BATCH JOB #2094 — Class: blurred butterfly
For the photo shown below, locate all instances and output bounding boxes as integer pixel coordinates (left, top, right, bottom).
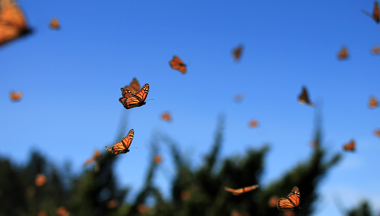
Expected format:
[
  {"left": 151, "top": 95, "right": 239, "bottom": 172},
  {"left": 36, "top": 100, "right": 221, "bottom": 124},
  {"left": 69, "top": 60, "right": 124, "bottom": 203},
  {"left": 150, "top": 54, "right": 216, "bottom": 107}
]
[
  {"left": 37, "top": 211, "right": 47, "bottom": 216},
  {"left": 362, "top": 1, "right": 379, "bottom": 23},
  {"left": 368, "top": 96, "right": 378, "bottom": 108},
  {"left": 343, "top": 139, "right": 355, "bottom": 151},
  {"left": 137, "top": 204, "right": 147, "bottom": 214},
  {"left": 232, "top": 45, "right": 243, "bottom": 61},
  {"left": 161, "top": 112, "right": 172, "bottom": 122},
  {"left": 298, "top": 86, "right": 314, "bottom": 106},
  {"left": 371, "top": 46, "right": 380, "bottom": 55},
  {"left": 0, "top": 0, "right": 32, "bottom": 46},
  {"left": 105, "top": 129, "right": 134, "bottom": 154},
  {"left": 119, "top": 83, "right": 149, "bottom": 109},
  {"left": 224, "top": 184, "right": 259, "bottom": 195},
  {"left": 337, "top": 46, "right": 349, "bottom": 60},
  {"left": 248, "top": 119, "right": 258, "bottom": 128},
  {"left": 120, "top": 78, "right": 140, "bottom": 97},
  {"left": 277, "top": 186, "right": 301, "bottom": 211},
  {"left": 153, "top": 154, "right": 162, "bottom": 164},
  {"left": 56, "top": 206, "right": 69, "bottom": 216},
  {"left": 83, "top": 149, "right": 101, "bottom": 172},
  {"left": 49, "top": 17, "right": 60, "bottom": 29},
  {"left": 268, "top": 196, "right": 279, "bottom": 208},
  {"left": 169, "top": 56, "right": 187, "bottom": 74},
  {"left": 374, "top": 129, "right": 380, "bottom": 137},
  {"left": 35, "top": 174, "right": 47, "bottom": 186},
  {"left": 10, "top": 90, "right": 22, "bottom": 101},
  {"left": 106, "top": 199, "right": 119, "bottom": 209},
  {"left": 234, "top": 93, "right": 244, "bottom": 103}
]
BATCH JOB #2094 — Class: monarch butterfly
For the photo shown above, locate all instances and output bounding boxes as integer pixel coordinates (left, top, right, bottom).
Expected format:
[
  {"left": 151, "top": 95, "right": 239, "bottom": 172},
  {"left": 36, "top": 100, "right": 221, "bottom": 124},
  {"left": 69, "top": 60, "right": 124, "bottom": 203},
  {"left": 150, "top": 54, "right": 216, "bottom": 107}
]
[
  {"left": 232, "top": 45, "right": 243, "bottom": 61},
  {"left": 56, "top": 206, "right": 69, "bottom": 216},
  {"left": 35, "top": 174, "right": 47, "bottom": 187},
  {"left": 120, "top": 77, "right": 140, "bottom": 98},
  {"left": 169, "top": 56, "right": 187, "bottom": 74},
  {"left": 224, "top": 184, "right": 259, "bottom": 195},
  {"left": 374, "top": 129, "right": 380, "bottom": 137},
  {"left": 343, "top": 139, "right": 355, "bottom": 151},
  {"left": 10, "top": 90, "right": 22, "bottom": 101},
  {"left": 298, "top": 86, "right": 314, "bottom": 107},
  {"left": 277, "top": 186, "right": 301, "bottom": 211},
  {"left": 83, "top": 149, "right": 101, "bottom": 172},
  {"left": 107, "top": 199, "right": 119, "bottom": 209},
  {"left": 337, "top": 46, "right": 349, "bottom": 60},
  {"left": 234, "top": 93, "right": 244, "bottom": 103},
  {"left": 362, "top": 1, "right": 379, "bottom": 23},
  {"left": 371, "top": 46, "right": 380, "bottom": 55},
  {"left": 161, "top": 112, "right": 172, "bottom": 122},
  {"left": 153, "top": 154, "right": 162, "bottom": 164},
  {"left": 105, "top": 129, "right": 134, "bottom": 154},
  {"left": 49, "top": 17, "right": 60, "bottom": 29},
  {"left": 0, "top": 0, "right": 32, "bottom": 46},
  {"left": 248, "top": 119, "right": 258, "bottom": 128},
  {"left": 119, "top": 83, "right": 149, "bottom": 109},
  {"left": 368, "top": 96, "right": 378, "bottom": 108}
]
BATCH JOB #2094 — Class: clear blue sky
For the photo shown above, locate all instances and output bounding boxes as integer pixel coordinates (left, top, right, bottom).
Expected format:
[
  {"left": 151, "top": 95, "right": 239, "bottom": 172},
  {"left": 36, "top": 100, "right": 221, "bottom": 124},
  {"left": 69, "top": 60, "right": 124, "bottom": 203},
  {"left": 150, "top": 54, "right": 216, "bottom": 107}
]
[{"left": 1, "top": 0, "right": 380, "bottom": 215}]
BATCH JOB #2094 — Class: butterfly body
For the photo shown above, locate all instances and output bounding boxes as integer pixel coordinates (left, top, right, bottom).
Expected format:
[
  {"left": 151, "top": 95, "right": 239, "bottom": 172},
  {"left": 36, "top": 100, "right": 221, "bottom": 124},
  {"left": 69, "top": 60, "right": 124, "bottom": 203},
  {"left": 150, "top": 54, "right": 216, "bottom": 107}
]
[
  {"left": 105, "top": 129, "right": 134, "bottom": 154},
  {"left": 119, "top": 83, "right": 149, "bottom": 109},
  {"left": 277, "top": 186, "right": 301, "bottom": 211}
]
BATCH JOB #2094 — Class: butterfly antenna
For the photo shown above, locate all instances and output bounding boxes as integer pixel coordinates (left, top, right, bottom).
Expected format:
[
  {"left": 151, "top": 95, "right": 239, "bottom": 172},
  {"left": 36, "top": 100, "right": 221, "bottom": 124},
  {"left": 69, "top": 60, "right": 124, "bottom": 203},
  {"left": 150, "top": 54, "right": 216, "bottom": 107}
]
[{"left": 146, "top": 98, "right": 154, "bottom": 102}]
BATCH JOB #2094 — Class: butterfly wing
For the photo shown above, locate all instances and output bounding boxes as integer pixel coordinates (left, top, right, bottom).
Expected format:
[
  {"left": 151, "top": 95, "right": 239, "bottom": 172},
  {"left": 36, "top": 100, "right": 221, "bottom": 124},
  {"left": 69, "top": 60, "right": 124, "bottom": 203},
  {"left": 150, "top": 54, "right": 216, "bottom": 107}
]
[
  {"left": 277, "top": 186, "right": 300, "bottom": 211},
  {"left": 169, "top": 56, "right": 187, "bottom": 74},
  {"left": 10, "top": 90, "right": 22, "bottom": 101},
  {"left": 105, "top": 129, "right": 134, "bottom": 154},
  {"left": 0, "top": 0, "right": 31, "bottom": 46}
]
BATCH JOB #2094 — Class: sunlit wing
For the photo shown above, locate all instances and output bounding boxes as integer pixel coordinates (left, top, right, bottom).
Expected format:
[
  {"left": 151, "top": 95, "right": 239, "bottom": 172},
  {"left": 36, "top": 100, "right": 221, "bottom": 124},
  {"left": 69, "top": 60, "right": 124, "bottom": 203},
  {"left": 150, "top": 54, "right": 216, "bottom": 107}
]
[
  {"left": 0, "top": 0, "right": 32, "bottom": 46},
  {"left": 119, "top": 84, "right": 149, "bottom": 109},
  {"left": 277, "top": 186, "right": 300, "bottom": 211},
  {"left": 121, "top": 78, "right": 141, "bottom": 97},
  {"left": 169, "top": 56, "right": 187, "bottom": 74},
  {"left": 225, "top": 184, "right": 259, "bottom": 195}
]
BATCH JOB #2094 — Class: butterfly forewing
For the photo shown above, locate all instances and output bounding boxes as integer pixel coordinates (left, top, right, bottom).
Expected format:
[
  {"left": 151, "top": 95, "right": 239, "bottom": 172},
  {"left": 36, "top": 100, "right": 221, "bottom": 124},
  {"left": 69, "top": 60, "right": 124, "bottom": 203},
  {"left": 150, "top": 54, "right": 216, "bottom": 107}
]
[{"left": 121, "top": 78, "right": 141, "bottom": 97}]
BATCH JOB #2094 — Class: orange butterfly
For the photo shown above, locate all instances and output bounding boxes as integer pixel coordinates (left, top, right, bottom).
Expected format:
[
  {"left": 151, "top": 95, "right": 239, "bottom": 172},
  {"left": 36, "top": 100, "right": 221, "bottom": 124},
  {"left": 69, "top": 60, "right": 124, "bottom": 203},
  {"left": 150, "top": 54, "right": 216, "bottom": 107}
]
[
  {"left": 137, "top": 204, "right": 147, "bottom": 214},
  {"left": 368, "top": 96, "right": 378, "bottom": 108},
  {"left": 121, "top": 77, "right": 140, "bottom": 98},
  {"left": 337, "top": 46, "right": 349, "bottom": 60},
  {"left": 169, "top": 56, "right": 187, "bottom": 74},
  {"left": 10, "top": 90, "right": 22, "bottom": 101},
  {"left": 35, "top": 174, "right": 47, "bottom": 186},
  {"left": 107, "top": 199, "right": 119, "bottom": 209},
  {"left": 105, "top": 129, "right": 134, "bottom": 154},
  {"left": 374, "top": 129, "right": 380, "bottom": 137},
  {"left": 161, "top": 112, "right": 172, "bottom": 122},
  {"left": 153, "top": 154, "right": 162, "bottom": 164},
  {"left": 343, "top": 139, "right": 355, "bottom": 151},
  {"left": 0, "top": 0, "right": 32, "bottom": 46},
  {"left": 232, "top": 45, "right": 243, "bottom": 61},
  {"left": 268, "top": 196, "right": 279, "bottom": 208},
  {"left": 56, "top": 206, "right": 69, "bottom": 216},
  {"left": 224, "top": 184, "right": 259, "bottom": 195},
  {"left": 371, "top": 46, "right": 380, "bottom": 55},
  {"left": 83, "top": 149, "right": 101, "bottom": 172},
  {"left": 119, "top": 83, "right": 149, "bottom": 109},
  {"left": 298, "top": 86, "right": 314, "bottom": 106},
  {"left": 234, "top": 94, "right": 244, "bottom": 103},
  {"left": 277, "top": 186, "right": 301, "bottom": 211},
  {"left": 49, "top": 17, "right": 60, "bottom": 29},
  {"left": 362, "top": 1, "right": 379, "bottom": 23},
  {"left": 248, "top": 119, "right": 258, "bottom": 128}
]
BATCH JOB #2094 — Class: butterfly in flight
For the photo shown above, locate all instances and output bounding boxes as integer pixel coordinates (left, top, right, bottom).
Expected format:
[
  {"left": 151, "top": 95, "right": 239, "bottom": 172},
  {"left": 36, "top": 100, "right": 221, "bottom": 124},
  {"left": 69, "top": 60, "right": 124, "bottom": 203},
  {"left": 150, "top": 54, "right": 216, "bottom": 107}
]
[
  {"left": 169, "top": 56, "right": 187, "bottom": 74},
  {"left": 277, "top": 186, "right": 301, "bottom": 211},
  {"left": 224, "top": 184, "right": 259, "bottom": 195},
  {"left": 105, "top": 129, "right": 134, "bottom": 154},
  {"left": 0, "top": 0, "right": 32, "bottom": 46},
  {"left": 298, "top": 86, "right": 314, "bottom": 107},
  {"left": 232, "top": 45, "right": 243, "bottom": 62},
  {"left": 234, "top": 93, "right": 244, "bottom": 103},
  {"left": 343, "top": 139, "right": 355, "bottom": 151},
  {"left": 161, "top": 112, "right": 172, "bottom": 122},
  {"left": 368, "top": 96, "right": 378, "bottom": 108},
  {"left": 10, "top": 90, "right": 22, "bottom": 101},
  {"left": 49, "top": 17, "right": 60, "bottom": 29},
  {"left": 119, "top": 83, "right": 149, "bottom": 109},
  {"left": 121, "top": 77, "right": 140, "bottom": 98},
  {"left": 337, "top": 46, "right": 349, "bottom": 60},
  {"left": 362, "top": 1, "right": 379, "bottom": 23},
  {"left": 248, "top": 119, "right": 258, "bottom": 128},
  {"left": 374, "top": 129, "right": 380, "bottom": 137},
  {"left": 371, "top": 46, "right": 380, "bottom": 55}
]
